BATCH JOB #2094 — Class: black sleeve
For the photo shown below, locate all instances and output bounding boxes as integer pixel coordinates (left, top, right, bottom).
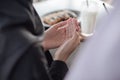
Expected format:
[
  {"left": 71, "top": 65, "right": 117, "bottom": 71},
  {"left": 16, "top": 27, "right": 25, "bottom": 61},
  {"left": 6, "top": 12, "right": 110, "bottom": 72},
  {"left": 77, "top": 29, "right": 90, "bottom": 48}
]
[
  {"left": 44, "top": 51, "right": 53, "bottom": 67},
  {"left": 9, "top": 45, "right": 51, "bottom": 80},
  {"left": 44, "top": 51, "right": 68, "bottom": 80},
  {"left": 9, "top": 44, "right": 68, "bottom": 80},
  {"left": 49, "top": 60, "right": 68, "bottom": 80}
]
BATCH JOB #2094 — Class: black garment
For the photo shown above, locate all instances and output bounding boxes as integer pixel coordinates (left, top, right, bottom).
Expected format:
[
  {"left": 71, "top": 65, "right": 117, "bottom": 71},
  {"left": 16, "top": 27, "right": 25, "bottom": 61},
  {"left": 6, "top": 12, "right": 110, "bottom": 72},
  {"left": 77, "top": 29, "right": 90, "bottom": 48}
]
[
  {"left": 9, "top": 44, "right": 68, "bottom": 80},
  {"left": 0, "top": 0, "right": 68, "bottom": 80}
]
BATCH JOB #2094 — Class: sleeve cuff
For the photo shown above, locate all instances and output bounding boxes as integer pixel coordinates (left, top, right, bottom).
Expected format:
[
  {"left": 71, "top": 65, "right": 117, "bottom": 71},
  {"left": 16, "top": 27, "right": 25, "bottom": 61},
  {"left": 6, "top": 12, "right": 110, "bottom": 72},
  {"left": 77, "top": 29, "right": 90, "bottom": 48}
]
[{"left": 49, "top": 60, "right": 68, "bottom": 80}]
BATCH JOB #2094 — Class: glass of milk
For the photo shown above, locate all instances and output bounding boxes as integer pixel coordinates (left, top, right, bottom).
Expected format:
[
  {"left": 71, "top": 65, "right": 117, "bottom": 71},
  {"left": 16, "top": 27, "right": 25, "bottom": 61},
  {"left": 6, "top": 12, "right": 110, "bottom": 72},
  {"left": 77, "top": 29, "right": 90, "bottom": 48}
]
[{"left": 80, "top": 0, "right": 98, "bottom": 36}]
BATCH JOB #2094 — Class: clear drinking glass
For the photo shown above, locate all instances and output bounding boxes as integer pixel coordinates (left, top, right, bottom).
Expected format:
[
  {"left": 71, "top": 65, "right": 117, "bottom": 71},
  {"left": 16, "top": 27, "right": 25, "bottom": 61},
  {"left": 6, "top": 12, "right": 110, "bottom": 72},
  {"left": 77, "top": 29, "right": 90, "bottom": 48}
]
[{"left": 80, "top": 0, "right": 99, "bottom": 36}]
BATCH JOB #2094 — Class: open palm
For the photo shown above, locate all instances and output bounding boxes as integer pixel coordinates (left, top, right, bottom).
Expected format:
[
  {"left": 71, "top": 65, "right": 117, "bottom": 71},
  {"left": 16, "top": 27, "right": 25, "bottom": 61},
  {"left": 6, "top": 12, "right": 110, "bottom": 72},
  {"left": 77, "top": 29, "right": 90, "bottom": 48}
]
[{"left": 42, "top": 21, "right": 67, "bottom": 50}]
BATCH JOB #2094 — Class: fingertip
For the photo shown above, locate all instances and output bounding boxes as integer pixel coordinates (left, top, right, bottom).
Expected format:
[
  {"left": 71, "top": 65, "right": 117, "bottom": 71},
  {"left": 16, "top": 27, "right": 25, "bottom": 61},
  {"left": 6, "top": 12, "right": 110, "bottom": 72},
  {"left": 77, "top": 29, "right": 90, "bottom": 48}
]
[{"left": 73, "top": 31, "right": 79, "bottom": 39}]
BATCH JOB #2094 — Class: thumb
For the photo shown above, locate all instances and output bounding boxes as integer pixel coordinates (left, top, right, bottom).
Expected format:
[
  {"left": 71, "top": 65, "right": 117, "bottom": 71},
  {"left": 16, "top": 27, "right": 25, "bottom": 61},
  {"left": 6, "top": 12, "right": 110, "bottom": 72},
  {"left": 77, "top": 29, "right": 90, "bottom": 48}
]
[{"left": 57, "top": 26, "right": 66, "bottom": 33}]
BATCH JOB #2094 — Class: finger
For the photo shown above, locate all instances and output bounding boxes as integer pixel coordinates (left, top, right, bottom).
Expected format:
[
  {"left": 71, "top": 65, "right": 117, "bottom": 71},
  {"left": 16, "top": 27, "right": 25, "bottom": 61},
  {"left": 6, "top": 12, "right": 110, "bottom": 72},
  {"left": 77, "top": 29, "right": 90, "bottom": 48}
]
[
  {"left": 57, "top": 27, "right": 66, "bottom": 42},
  {"left": 53, "top": 21, "right": 67, "bottom": 29},
  {"left": 72, "top": 31, "right": 81, "bottom": 45},
  {"left": 73, "top": 18, "right": 81, "bottom": 32},
  {"left": 67, "top": 19, "right": 71, "bottom": 39},
  {"left": 65, "top": 23, "right": 69, "bottom": 39},
  {"left": 57, "top": 26, "right": 66, "bottom": 34},
  {"left": 66, "top": 18, "right": 77, "bottom": 39},
  {"left": 73, "top": 31, "right": 79, "bottom": 38},
  {"left": 65, "top": 18, "right": 73, "bottom": 39},
  {"left": 72, "top": 18, "right": 78, "bottom": 28},
  {"left": 71, "top": 18, "right": 76, "bottom": 34},
  {"left": 66, "top": 17, "right": 73, "bottom": 22},
  {"left": 68, "top": 18, "right": 74, "bottom": 38}
]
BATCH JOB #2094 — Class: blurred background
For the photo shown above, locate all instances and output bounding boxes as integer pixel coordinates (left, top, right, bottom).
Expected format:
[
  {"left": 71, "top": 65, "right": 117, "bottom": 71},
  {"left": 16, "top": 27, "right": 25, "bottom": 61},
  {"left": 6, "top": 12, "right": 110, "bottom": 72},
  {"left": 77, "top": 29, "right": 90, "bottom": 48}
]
[{"left": 33, "top": 0, "right": 113, "bottom": 67}]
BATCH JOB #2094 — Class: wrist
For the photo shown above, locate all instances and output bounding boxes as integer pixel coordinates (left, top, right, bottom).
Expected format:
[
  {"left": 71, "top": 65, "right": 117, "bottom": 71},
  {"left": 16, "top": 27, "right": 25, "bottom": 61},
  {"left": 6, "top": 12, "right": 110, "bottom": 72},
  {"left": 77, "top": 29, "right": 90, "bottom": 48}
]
[
  {"left": 54, "top": 48, "right": 68, "bottom": 63},
  {"left": 54, "top": 58, "right": 67, "bottom": 63}
]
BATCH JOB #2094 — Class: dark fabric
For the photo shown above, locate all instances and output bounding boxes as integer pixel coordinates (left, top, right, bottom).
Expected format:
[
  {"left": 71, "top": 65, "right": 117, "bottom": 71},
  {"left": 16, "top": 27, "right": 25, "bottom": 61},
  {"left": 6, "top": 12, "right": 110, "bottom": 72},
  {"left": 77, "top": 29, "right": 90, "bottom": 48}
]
[
  {"left": 45, "top": 51, "right": 68, "bottom": 80},
  {"left": 44, "top": 51, "right": 53, "bottom": 67},
  {"left": 49, "top": 61, "right": 69, "bottom": 80},
  {"left": 0, "top": 0, "right": 44, "bottom": 35},
  {"left": 9, "top": 44, "right": 51, "bottom": 80},
  {"left": 0, "top": 28, "right": 37, "bottom": 80},
  {"left": 8, "top": 44, "right": 68, "bottom": 80},
  {"left": 0, "top": 28, "right": 68, "bottom": 80},
  {"left": 0, "top": 0, "right": 68, "bottom": 80}
]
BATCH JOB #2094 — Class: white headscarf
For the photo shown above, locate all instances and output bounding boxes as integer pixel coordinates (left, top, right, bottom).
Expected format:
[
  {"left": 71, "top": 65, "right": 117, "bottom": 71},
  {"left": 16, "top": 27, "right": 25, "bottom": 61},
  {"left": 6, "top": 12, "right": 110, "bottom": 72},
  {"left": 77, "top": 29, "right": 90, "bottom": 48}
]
[{"left": 65, "top": 0, "right": 120, "bottom": 80}]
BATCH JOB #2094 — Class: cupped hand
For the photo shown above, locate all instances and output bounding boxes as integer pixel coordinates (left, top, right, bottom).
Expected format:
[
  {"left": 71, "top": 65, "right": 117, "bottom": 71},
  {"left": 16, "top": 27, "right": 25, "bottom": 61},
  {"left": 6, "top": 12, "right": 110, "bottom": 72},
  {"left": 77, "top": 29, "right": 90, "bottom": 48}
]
[
  {"left": 41, "top": 18, "right": 84, "bottom": 52},
  {"left": 41, "top": 21, "right": 67, "bottom": 51},
  {"left": 54, "top": 18, "right": 84, "bottom": 62}
]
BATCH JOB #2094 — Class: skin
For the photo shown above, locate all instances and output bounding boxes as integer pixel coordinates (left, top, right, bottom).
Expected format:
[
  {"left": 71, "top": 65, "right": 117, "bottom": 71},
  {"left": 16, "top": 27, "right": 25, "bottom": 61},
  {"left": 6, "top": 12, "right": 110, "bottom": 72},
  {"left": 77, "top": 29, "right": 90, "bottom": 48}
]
[
  {"left": 54, "top": 18, "right": 82, "bottom": 62},
  {"left": 41, "top": 21, "right": 67, "bottom": 51},
  {"left": 41, "top": 18, "right": 84, "bottom": 62}
]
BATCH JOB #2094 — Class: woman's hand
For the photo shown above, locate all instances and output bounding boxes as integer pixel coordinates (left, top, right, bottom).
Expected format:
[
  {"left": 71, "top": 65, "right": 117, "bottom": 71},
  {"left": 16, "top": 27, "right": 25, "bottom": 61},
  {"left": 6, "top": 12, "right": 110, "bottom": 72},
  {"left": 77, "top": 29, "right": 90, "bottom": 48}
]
[
  {"left": 54, "top": 18, "right": 84, "bottom": 62},
  {"left": 41, "top": 21, "right": 67, "bottom": 51}
]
